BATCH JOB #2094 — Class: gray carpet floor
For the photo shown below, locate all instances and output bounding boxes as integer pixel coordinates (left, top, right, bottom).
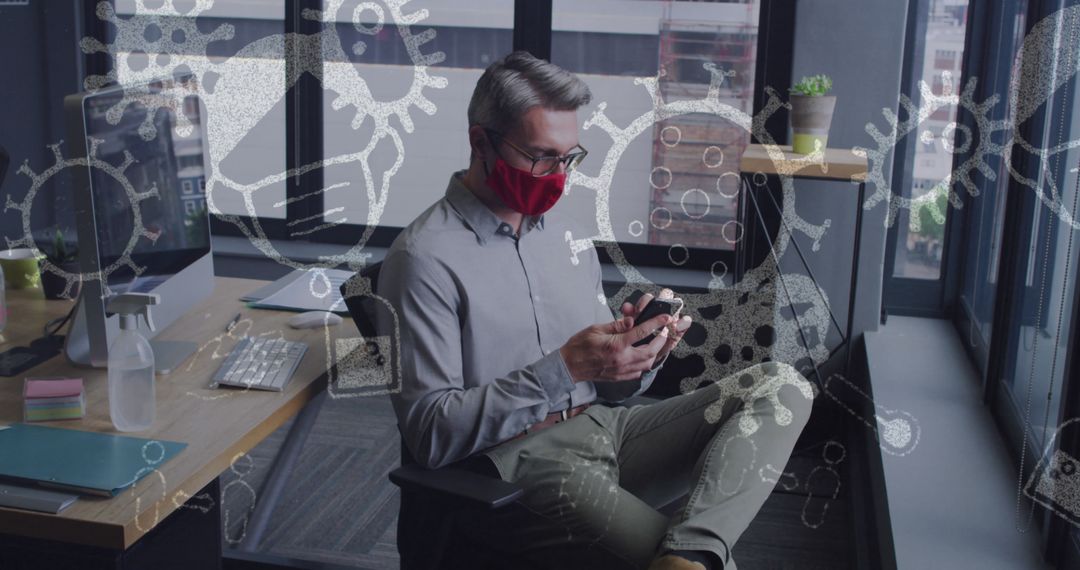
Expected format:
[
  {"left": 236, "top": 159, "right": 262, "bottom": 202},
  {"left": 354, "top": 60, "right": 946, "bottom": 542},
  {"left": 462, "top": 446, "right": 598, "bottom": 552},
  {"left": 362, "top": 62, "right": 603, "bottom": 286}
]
[
  {"left": 220, "top": 394, "right": 402, "bottom": 568},
  {"left": 220, "top": 393, "right": 851, "bottom": 569}
]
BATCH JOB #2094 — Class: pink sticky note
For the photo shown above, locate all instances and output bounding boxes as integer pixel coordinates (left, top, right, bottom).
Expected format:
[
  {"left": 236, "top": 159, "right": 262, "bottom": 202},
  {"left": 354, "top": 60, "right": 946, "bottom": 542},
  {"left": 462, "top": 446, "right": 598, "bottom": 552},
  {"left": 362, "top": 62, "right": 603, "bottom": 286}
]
[{"left": 24, "top": 378, "right": 83, "bottom": 399}]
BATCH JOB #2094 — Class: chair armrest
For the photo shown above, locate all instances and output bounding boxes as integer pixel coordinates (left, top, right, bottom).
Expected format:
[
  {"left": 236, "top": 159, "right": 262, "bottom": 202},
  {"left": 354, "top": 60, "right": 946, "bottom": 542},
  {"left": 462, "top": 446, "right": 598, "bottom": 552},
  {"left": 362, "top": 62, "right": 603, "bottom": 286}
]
[{"left": 389, "top": 464, "right": 524, "bottom": 510}]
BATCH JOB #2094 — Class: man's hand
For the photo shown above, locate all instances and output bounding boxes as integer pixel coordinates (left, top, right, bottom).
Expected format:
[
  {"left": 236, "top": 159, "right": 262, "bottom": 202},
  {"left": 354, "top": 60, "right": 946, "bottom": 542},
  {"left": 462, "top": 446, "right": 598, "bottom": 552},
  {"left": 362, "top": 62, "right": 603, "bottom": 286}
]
[
  {"left": 559, "top": 312, "right": 673, "bottom": 383},
  {"left": 620, "top": 288, "right": 692, "bottom": 364}
]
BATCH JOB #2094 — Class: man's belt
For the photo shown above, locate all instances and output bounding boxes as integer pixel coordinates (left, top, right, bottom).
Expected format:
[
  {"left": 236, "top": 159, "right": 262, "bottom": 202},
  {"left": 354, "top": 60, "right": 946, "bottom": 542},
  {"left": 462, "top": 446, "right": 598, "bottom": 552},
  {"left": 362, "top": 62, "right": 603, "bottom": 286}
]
[{"left": 514, "top": 403, "right": 591, "bottom": 440}]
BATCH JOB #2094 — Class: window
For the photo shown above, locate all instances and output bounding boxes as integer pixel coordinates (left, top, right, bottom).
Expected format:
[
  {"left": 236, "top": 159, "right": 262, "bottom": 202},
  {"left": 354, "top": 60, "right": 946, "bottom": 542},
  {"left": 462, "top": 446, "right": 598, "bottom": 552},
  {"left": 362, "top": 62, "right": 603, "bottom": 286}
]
[
  {"left": 302, "top": 0, "right": 774, "bottom": 272},
  {"left": 319, "top": 1, "right": 514, "bottom": 240},
  {"left": 882, "top": 0, "right": 971, "bottom": 317},
  {"left": 183, "top": 95, "right": 201, "bottom": 125},
  {"left": 921, "top": 132, "right": 937, "bottom": 151},
  {"left": 111, "top": 0, "right": 287, "bottom": 220},
  {"left": 181, "top": 179, "right": 194, "bottom": 195},
  {"left": 991, "top": 0, "right": 1079, "bottom": 492},
  {"left": 551, "top": 0, "right": 760, "bottom": 255},
  {"left": 934, "top": 48, "right": 956, "bottom": 69},
  {"left": 992, "top": 40, "right": 1080, "bottom": 563},
  {"left": 956, "top": 0, "right": 1028, "bottom": 373},
  {"left": 898, "top": 1, "right": 968, "bottom": 278},
  {"left": 94, "top": 1, "right": 776, "bottom": 268},
  {"left": 951, "top": 1, "right": 1080, "bottom": 565}
]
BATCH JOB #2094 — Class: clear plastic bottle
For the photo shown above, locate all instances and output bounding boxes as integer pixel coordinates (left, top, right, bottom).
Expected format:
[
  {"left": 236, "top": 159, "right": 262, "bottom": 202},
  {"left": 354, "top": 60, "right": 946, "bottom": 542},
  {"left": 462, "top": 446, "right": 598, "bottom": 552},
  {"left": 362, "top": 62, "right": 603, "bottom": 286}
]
[{"left": 106, "top": 294, "right": 158, "bottom": 431}]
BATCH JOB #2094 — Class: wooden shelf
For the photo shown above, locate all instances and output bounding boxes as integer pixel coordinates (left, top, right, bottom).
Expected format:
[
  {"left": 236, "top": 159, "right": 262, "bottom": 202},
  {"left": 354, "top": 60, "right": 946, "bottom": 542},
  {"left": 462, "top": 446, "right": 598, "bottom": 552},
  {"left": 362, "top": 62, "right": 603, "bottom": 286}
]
[{"left": 740, "top": 144, "right": 868, "bottom": 182}]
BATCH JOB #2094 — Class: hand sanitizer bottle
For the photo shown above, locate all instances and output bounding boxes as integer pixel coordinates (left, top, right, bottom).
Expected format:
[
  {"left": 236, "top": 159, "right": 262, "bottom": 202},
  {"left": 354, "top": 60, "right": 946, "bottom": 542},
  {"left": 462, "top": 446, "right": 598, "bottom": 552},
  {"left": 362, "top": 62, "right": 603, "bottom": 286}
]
[{"left": 106, "top": 293, "right": 159, "bottom": 432}]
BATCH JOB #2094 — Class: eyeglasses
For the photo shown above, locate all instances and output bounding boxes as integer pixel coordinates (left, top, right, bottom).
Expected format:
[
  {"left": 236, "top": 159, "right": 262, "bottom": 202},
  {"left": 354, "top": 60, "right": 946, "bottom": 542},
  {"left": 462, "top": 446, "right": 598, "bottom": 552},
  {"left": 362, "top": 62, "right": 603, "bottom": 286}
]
[{"left": 485, "top": 129, "right": 588, "bottom": 177}]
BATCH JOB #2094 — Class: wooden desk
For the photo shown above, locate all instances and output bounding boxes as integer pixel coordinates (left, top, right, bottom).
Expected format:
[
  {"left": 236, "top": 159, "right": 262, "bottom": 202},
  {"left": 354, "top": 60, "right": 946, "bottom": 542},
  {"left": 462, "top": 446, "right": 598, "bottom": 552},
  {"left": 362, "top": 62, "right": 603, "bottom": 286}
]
[{"left": 0, "top": 277, "right": 351, "bottom": 557}]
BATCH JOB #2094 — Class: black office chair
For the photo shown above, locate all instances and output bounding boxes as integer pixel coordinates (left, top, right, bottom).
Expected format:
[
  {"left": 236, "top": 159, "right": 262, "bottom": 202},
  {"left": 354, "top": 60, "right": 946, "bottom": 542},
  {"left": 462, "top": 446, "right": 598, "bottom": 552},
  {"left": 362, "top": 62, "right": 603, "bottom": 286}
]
[
  {"left": 340, "top": 262, "right": 527, "bottom": 570},
  {"left": 341, "top": 262, "right": 686, "bottom": 568}
]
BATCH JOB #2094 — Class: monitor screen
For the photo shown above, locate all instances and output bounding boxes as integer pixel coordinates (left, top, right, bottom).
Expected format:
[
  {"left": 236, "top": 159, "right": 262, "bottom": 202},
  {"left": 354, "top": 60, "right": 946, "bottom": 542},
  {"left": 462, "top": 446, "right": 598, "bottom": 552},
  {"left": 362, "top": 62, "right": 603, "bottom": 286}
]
[{"left": 81, "top": 77, "right": 210, "bottom": 294}]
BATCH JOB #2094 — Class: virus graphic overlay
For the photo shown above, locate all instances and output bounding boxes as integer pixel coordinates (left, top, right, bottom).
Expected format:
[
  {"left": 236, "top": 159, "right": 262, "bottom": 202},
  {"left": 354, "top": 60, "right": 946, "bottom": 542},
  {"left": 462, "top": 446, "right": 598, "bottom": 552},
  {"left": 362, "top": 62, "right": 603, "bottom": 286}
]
[
  {"left": 800, "top": 440, "right": 845, "bottom": 529},
  {"left": 567, "top": 62, "right": 838, "bottom": 400},
  {"left": 4, "top": 139, "right": 159, "bottom": 299},
  {"left": 80, "top": 0, "right": 448, "bottom": 274},
  {"left": 79, "top": 0, "right": 233, "bottom": 141},
  {"left": 855, "top": 71, "right": 1009, "bottom": 230},
  {"left": 325, "top": 269, "right": 403, "bottom": 399},
  {"left": 822, "top": 373, "right": 920, "bottom": 457}
]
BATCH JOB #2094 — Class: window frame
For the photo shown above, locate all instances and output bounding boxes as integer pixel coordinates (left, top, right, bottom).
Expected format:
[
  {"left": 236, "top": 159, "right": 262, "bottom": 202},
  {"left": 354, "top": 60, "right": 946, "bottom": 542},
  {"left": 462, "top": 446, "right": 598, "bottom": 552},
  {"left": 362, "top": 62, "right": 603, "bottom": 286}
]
[
  {"left": 881, "top": 0, "right": 971, "bottom": 319},
  {"left": 963, "top": 0, "right": 1080, "bottom": 566},
  {"left": 951, "top": 0, "right": 1017, "bottom": 376}
]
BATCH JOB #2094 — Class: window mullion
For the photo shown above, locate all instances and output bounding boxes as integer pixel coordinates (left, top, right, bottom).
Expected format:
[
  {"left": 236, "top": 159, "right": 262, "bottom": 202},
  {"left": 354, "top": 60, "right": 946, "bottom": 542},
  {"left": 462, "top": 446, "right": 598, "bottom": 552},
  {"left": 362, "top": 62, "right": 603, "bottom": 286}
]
[
  {"left": 514, "top": 0, "right": 552, "bottom": 59},
  {"left": 285, "top": 0, "right": 325, "bottom": 240}
]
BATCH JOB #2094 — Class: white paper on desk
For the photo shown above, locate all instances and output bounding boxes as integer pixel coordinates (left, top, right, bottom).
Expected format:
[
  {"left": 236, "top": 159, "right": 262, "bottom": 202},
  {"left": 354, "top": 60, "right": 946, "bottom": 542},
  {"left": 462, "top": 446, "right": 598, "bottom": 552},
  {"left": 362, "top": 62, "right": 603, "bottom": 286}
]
[
  {"left": 248, "top": 268, "right": 353, "bottom": 314},
  {"left": 0, "top": 482, "right": 78, "bottom": 514},
  {"left": 240, "top": 271, "right": 304, "bottom": 302}
]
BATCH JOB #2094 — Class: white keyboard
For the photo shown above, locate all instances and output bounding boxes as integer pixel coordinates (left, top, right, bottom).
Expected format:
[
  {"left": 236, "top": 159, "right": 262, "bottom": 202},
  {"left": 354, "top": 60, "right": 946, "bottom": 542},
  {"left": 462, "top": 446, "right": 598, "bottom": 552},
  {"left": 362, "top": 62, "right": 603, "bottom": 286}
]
[{"left": 211, "top": 336, "right": 307, "bottom": 392}]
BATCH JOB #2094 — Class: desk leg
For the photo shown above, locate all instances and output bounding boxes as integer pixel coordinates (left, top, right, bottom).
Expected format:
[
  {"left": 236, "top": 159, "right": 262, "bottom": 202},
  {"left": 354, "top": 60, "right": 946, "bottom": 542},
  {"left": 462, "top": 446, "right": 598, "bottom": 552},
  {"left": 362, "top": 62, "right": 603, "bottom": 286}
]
[
  {"left": 237, "top": 388, "right": 328, "bottom": 552},
  {"left": 844, "top": 182, "right": 867, "bottom": 376},
  {"left": 123, "top": 477, "right": 223, "bottom": 570}
]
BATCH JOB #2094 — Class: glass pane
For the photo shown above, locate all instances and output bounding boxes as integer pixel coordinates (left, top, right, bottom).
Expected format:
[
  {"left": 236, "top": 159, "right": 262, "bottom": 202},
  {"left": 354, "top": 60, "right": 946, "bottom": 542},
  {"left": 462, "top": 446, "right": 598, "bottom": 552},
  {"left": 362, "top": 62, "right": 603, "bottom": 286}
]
[
  {"left": 321, "top": 1, "right": 513, "bottom": 237},
  {"left": 551, "top": 0, "right": 760, "bottom": 253},
  {"left": 892, "top": 0, "right": 970, "bottom": 279},
  {"left": 1003, "top": 186, "right": 1076, "bottom": 449},
  {"left": 112, "top": 0, "right": 287, "bottom": 219},
  {"left": 957, "top": 0, "right": 1027, "bottom": 370},
  {"left": 1002, "top": 43, "right": 1080, "bottom": 454}
]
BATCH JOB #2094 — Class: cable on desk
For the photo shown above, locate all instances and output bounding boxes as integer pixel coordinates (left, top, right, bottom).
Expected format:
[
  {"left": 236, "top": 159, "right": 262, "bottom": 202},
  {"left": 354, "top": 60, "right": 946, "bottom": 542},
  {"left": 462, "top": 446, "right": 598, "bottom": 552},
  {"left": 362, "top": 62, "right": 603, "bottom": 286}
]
[{"left": 42, "top": 304, "right": 76, "bottom": 340}]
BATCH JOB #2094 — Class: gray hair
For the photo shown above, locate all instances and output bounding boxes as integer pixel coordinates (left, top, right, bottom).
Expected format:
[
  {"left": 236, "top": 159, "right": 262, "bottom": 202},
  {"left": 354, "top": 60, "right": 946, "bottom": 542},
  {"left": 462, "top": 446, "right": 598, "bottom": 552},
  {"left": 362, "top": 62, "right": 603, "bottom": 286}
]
[{"left": 467, "top": 51, "right": 593, "bottom": 136}]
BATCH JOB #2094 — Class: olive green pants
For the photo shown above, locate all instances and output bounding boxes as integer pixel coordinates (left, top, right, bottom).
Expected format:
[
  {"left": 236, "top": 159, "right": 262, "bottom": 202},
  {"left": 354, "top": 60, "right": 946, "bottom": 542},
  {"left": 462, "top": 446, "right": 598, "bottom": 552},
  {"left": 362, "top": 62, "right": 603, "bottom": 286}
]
[{"left": 472, "top": 361, "right": 815, "bottom": 569}]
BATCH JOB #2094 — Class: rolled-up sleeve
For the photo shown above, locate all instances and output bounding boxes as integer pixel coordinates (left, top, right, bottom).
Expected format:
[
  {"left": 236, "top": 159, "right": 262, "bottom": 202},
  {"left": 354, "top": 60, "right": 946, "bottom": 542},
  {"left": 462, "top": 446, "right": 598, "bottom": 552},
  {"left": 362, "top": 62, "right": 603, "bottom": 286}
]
[
  {"left": 381, "top": 250, "right": 577, "bottom": 469},
  {"left": 585, "top": 250, "right": 666, "bottom": 403}
]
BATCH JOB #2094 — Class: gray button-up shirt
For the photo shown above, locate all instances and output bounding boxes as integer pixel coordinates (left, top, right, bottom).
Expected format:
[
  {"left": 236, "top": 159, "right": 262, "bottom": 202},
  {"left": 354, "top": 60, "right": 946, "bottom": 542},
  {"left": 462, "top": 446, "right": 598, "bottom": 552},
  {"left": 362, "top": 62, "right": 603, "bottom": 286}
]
[{"left": 380, "top": 170, "right": 666, "bottom": 469}]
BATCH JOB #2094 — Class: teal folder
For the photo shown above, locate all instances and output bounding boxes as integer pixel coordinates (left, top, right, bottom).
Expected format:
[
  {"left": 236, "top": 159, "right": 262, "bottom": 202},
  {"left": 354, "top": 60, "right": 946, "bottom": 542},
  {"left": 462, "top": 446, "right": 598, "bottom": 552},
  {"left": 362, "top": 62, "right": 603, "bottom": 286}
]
[{"left": 0, "top": 423, "right": 187, "bottom": 497}]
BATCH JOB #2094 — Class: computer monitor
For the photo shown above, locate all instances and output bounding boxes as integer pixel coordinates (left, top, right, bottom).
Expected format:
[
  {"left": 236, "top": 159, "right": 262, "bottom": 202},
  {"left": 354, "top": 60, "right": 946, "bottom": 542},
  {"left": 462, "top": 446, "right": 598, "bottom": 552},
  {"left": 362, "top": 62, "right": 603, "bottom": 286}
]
[{"left": 63, "top": 76, "right": 214, "bottom": 373}]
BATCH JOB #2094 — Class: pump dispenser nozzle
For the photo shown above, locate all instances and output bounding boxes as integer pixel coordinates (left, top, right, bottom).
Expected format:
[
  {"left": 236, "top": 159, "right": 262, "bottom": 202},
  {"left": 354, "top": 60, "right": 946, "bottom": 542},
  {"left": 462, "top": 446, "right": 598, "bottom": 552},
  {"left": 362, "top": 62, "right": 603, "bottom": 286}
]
[{"left": 105, "top": 293, "right": 160, "bottom": 331}]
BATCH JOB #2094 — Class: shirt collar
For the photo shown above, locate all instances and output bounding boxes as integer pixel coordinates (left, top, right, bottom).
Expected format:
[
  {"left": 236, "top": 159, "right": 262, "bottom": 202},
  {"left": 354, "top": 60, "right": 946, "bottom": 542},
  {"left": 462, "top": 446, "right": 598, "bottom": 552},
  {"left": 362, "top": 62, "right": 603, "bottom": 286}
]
[{"left": 445, "top": 170, "right": 545, "bottom": 245}]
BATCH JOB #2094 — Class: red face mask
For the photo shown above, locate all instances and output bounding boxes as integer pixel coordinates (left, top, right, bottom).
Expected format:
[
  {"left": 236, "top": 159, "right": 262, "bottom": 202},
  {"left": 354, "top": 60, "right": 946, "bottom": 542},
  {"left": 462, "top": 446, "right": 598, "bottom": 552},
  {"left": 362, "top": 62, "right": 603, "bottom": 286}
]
[{"left": 484, "top": 157, "right": 566, "bottom": 216}]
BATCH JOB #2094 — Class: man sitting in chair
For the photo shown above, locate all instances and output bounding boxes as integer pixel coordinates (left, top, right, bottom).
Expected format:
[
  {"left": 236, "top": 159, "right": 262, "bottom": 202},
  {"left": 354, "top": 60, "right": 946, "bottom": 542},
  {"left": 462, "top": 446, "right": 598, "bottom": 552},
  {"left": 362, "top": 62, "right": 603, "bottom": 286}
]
[{"left": 380, "top": 51, "right": 814, "bottom": 570}]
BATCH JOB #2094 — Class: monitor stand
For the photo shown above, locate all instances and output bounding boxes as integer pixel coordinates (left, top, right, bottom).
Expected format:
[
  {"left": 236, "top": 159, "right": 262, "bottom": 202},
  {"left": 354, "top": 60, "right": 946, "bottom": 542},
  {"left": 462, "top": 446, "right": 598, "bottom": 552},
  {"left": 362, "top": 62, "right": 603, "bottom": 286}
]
[
  {"left": 149, "top": 341, "right": 197, "bottom": 375},
  {"left": 64, "top": 298, "right": 94, "bottom": 368}
]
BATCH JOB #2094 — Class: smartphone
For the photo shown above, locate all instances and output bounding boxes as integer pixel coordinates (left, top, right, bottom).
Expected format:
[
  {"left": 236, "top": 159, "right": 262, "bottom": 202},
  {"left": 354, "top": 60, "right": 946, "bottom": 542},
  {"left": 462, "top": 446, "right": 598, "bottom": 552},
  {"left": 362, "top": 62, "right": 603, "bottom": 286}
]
[{"left": 631, "top": 297, "right": 681, "bottom": 347}]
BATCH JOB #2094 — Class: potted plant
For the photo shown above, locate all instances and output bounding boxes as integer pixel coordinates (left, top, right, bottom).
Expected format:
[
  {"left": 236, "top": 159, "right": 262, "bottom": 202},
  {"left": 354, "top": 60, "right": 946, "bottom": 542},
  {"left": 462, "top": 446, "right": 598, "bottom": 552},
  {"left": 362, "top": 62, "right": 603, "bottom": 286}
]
[
  {"left": 40, "top": 229, "right": 80, "bottom": 300},
  {"left": 789, "top": 74, "right": 836, "bottom": 155}
]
